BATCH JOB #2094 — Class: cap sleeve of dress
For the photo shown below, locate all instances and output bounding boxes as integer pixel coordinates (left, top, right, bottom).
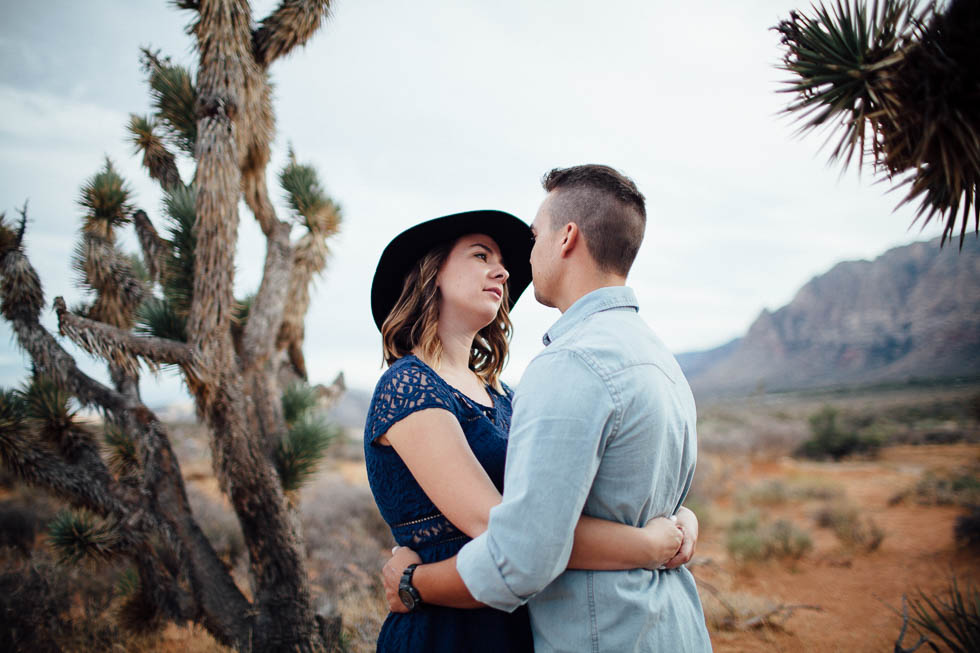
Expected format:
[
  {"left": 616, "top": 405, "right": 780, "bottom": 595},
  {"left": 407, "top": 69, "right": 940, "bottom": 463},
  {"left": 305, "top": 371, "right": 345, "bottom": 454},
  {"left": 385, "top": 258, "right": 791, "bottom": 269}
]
[{"left": 365, "top": 358, "right": 455, "bottom": 445}]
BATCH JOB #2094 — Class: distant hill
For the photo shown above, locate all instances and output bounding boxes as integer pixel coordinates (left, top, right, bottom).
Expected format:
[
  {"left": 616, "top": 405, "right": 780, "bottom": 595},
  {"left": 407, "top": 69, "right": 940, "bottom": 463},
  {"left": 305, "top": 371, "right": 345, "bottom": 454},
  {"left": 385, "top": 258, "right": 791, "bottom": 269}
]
[{"left": 680, "top": 237, "right": 980, "bottom": 396}]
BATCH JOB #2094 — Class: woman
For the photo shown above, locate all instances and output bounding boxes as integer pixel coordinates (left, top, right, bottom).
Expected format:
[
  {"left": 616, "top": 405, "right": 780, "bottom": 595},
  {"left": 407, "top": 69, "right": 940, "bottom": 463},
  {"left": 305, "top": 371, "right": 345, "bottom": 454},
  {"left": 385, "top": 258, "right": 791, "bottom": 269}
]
[{"left": 365, "top": 210, "right": 691, "bottom": 652}]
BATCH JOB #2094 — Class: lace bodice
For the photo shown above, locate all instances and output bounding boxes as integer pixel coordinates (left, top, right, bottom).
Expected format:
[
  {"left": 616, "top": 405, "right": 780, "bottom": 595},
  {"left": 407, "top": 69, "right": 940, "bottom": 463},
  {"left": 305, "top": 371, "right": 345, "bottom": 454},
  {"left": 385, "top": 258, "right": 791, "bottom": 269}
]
[{"left": 364, "top": 355, "right": 512, "bottom": 552}]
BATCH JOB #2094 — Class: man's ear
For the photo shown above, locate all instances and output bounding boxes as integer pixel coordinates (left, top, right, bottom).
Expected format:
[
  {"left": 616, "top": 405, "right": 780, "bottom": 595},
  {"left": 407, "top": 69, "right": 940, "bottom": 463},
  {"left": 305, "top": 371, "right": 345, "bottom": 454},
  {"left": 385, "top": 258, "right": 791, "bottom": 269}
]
[{"left": 559, "top": 222, "right": 579, "bottom": 258}]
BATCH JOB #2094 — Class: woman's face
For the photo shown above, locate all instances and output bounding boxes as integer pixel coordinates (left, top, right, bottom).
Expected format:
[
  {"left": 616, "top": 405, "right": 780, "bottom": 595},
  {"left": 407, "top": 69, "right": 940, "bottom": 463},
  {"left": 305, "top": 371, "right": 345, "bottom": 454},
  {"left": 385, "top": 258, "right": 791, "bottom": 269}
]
[{"left": 435, "top": 233, "right": 509, "bottom": 330}]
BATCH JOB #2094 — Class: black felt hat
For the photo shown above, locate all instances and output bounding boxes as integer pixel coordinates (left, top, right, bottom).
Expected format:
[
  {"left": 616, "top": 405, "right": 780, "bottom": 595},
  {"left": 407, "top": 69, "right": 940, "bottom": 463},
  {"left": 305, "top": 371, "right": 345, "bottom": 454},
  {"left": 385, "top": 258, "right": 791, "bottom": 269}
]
[{"left": 371, "top": 210, "right": 534, "bottom": 331}]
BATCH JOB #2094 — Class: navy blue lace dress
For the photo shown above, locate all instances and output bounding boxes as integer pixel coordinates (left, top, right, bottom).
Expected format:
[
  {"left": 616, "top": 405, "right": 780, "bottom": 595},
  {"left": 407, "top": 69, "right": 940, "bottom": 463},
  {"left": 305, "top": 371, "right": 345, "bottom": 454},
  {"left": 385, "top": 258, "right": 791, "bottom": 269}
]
[{"left": 364, "top": 355, "right": 534, "bottom": 653}]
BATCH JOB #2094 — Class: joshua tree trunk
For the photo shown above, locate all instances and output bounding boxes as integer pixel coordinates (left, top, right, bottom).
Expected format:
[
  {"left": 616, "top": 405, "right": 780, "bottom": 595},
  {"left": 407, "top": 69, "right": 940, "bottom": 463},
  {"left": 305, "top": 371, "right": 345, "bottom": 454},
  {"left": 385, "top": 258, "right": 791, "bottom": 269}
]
[{"left": 0, "top": 1, "right": 343, "bottom": 651}]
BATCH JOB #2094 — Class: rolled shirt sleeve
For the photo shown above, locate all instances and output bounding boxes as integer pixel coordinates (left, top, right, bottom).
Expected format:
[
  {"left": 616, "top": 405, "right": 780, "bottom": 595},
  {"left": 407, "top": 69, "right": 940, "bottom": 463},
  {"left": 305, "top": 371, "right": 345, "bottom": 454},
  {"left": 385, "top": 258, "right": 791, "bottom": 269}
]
[{"left": 457, "top": 349, "right": 617, "bottom": 611}]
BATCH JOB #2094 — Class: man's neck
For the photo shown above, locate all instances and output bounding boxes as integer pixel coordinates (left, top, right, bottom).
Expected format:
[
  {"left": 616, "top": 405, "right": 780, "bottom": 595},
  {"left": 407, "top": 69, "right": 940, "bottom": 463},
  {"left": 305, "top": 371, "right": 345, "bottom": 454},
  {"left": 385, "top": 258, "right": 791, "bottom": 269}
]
[{"left": 554, "top": 276, "right": 627, "bottom": 313}]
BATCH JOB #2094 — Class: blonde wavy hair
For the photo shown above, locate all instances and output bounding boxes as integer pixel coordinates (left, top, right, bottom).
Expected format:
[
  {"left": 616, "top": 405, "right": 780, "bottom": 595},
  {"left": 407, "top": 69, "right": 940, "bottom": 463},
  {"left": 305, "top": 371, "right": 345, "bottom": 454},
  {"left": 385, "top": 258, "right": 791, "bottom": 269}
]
[{"left": 381, "top": 241, "right": 513, "bottom": 391}]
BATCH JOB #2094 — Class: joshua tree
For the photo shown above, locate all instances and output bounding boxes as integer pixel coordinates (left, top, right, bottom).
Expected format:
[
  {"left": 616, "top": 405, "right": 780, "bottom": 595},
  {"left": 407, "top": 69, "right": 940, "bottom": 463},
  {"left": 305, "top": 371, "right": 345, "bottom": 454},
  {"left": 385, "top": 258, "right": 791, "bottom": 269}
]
[
  {"left": 0, "top": 1, "right": 346, "bottom": 651},
  {"left": 774, "top": 0, "right": 979, "bottom": 247}
]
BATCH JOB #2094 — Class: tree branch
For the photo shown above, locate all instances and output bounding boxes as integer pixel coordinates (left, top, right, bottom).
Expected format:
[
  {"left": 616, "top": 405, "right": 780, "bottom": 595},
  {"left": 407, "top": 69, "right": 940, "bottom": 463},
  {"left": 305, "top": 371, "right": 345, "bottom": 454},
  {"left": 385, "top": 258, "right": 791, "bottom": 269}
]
[
  {"left": 252, "top": 0, "right": 332, "bottom": 67},
  {"left": 132, "top": 210, "right": 172, "bottom": 286},
  {"left": 54, "top": 296, "right": 203, "bottom": 382},
  {"left": 240, "top": 220, "right": 292, "bottom": 371}
]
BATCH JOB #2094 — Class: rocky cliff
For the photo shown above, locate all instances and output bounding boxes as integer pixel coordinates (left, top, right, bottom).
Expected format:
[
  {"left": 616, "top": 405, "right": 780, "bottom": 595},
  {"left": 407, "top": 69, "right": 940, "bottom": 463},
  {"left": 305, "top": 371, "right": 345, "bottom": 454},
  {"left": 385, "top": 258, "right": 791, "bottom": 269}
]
[{"left": 681, "top": 237, "right": 980, "bottom": 395}]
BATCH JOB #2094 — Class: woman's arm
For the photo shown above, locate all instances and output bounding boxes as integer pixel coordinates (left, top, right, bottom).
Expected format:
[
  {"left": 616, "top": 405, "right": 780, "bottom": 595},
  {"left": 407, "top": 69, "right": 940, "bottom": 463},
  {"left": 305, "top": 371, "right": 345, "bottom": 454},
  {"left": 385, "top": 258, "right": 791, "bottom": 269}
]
[{"left": 383, "top": 410, "right": 686, "bottom": 573}]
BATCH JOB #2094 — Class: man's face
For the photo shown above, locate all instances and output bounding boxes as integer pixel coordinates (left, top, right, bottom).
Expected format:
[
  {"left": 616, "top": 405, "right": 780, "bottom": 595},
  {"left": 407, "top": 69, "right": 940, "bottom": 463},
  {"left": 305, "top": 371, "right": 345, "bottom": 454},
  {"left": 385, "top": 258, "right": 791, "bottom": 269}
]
[{"left": 529, "top": 194, "right": 560, "bottom": 308}]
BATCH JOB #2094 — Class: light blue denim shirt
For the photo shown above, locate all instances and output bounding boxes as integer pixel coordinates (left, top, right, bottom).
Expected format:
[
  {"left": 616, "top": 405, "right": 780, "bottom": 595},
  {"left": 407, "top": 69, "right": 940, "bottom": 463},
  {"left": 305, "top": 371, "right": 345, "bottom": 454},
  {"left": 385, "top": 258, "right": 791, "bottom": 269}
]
[{"left": 457, "top": 286, "right": 711, "bottom": 652}]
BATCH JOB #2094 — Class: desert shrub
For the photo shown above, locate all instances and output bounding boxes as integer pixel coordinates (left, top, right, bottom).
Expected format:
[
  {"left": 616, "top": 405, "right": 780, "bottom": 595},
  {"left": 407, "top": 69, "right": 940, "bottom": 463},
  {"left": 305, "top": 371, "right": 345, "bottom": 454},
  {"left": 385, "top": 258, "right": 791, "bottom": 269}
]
[
  {"left": 795, "top": 406, "right": 883, "bottom": 460},
  {"left": 954, "top": 507, "right": 980, "bottom": 551},
  {"left": 813, "top": 501, "right": 885, "bottom": 552},
  {"left": 726, "top": 512, "right": 812, "bottom": 562},
  {"left": 902, "top": 576, "right": 980, "bottom": 653},
  {"left": 912, "top": 467, "right": 980, "bottom": 507},
  {"left": 700, "top": 586, "right": 780, "bottom": 632},
  {"left": 736, "top": 477, "right": 845, "bottom": 508},
  {"left": 791, "top": 479, "right": 845, "bottom": 501},
  {"left": 736, "top": 479, "right": 791, "bottom": 507}
]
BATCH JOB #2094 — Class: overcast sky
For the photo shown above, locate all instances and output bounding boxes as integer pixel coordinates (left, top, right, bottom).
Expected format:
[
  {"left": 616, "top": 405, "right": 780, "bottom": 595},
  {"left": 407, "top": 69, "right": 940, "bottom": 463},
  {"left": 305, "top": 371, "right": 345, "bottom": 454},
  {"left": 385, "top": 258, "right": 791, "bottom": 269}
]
[{"left": 0, "top": 0, "right": 948, "bottom": 407}]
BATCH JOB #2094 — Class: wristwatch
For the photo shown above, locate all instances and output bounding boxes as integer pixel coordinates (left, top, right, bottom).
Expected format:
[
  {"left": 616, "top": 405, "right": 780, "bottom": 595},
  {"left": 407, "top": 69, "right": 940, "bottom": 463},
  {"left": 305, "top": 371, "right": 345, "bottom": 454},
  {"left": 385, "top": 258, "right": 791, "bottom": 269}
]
[{"left": 398, "top": 563, "right": 422, "bottom": 612}]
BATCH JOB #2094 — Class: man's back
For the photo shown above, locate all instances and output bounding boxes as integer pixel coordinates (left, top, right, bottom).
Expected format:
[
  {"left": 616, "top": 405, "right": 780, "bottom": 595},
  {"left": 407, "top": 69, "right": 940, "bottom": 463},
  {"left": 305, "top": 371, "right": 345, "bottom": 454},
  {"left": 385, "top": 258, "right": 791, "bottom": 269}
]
[
  {"left": 526, "top": 288, "right": 709, "bottom": 652},
  {"left": 457, "top": 287, "right": 711, "bottom": 652}
]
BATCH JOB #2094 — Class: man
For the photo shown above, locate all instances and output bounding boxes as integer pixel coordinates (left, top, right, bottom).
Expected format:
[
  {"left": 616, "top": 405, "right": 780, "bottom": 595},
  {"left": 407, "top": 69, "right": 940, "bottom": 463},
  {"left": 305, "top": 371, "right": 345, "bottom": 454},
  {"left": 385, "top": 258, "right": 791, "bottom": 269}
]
[{"left": 384, "top": 164, "right": 711, "bottom": 652}]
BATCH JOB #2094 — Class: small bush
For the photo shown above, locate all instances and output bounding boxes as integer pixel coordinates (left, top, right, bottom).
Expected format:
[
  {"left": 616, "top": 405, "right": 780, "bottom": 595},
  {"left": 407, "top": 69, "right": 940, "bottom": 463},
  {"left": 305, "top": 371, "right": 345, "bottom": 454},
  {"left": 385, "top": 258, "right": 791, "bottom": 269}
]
[
  {"left": 795, "top": 406, "right": 883, "bottom": 460},
  {"left": 726, "top": 512, "right": 812, "bottom": 562},
  {"left": 736, "top": 479, "right": 791, "bottom": 507},
  {"left": 736, "top": 477, "right": 845, "bottom": 508},
  {"left": 954, "top": 507, "right": 980, "bottom": 551},
  {"left": 912, "top": 467, "right": 980, "bottom": 507},
  {"left": 813, "top": 501, "right": 885, "bottom": 552}
]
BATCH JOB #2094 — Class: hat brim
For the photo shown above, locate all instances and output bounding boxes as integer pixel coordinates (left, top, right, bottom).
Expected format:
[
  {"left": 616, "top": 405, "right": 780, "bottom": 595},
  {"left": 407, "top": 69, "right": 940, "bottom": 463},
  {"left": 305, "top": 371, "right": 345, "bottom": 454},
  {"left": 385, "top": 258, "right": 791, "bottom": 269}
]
[{"left": 371, "top": 210, "right": 533, "bottom": 331}]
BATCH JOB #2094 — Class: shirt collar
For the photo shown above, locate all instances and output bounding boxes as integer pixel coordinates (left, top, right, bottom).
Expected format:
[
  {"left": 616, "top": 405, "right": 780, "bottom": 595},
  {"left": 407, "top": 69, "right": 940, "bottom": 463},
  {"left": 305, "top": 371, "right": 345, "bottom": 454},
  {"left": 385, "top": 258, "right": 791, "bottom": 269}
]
[{"left": 542, "top": 286, "right": 639, "bottom": 346}]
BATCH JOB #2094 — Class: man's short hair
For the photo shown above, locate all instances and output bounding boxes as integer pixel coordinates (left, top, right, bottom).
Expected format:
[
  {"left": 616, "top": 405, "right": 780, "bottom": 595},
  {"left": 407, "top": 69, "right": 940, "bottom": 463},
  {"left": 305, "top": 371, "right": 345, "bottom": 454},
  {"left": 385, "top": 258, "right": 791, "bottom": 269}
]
[{"left": 541, "top": 164, "right": 646, "bottom": 276}]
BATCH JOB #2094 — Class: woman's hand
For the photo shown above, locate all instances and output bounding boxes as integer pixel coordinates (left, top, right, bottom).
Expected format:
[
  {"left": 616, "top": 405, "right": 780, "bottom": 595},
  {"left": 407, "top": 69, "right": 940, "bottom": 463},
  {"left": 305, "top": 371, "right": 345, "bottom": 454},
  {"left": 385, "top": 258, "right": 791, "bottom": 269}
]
[
  {"left": 663, "top": 506, "right": 699, "bottom": 569},
  {"left": 382, "top": 545, "right": 423, "bottom": 613},
  {"left": 641, "top": 517, "right": 683, "bottom": 569}
]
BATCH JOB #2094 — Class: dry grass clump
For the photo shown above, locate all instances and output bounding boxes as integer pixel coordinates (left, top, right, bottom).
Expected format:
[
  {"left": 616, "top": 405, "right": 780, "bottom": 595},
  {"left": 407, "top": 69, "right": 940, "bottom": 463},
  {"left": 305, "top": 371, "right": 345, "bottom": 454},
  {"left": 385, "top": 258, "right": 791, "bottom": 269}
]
[
  {"left": 813, "top": 500, "right": 885, "bottom": 552},
  {"left": 726, "top": 512, "right": 813, "bottom": 563},
  {"left": 910, "top": 466, "right": 980, "bottom": 507},
  {"left": 698, "top": 580, "right": 822, "bottom": 633},
  {"left": 735, "top": 477, "right": 845, "bottom": 509}
]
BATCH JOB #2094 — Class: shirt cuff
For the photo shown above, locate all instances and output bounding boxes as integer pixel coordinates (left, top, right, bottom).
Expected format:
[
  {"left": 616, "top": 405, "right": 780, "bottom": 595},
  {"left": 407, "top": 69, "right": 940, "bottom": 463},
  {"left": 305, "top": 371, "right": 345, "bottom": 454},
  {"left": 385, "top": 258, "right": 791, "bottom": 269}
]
[{"left": 456, "top": 531, "right": 525, "bottom": 612}]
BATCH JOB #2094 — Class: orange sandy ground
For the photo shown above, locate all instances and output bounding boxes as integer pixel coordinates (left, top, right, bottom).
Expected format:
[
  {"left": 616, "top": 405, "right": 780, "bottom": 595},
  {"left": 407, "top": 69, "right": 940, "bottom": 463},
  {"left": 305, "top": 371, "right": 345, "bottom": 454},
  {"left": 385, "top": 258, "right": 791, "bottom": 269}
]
[
  {"left": 698, "top": 444, "right": 980, "bottom": 652},
  {"left": 18, "top": 444, "right": 976, "bottom": 652}
]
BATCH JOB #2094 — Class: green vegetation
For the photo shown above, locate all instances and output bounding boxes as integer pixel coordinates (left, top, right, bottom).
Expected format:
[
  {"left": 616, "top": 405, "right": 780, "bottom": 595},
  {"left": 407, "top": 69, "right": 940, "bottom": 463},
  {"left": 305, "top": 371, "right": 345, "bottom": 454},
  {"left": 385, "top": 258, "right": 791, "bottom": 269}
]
[
  {"left": 726, "top": 512, "right": 813, "bottom": 562},
  {"left": 913, "top": 467, "right": 980, "bottom": 507},
  {"left": 813, "top": 500, "right": 886, "bottom": 552},
  {"left": 795, "top": 405, "right": 884, "bottom": 460}
]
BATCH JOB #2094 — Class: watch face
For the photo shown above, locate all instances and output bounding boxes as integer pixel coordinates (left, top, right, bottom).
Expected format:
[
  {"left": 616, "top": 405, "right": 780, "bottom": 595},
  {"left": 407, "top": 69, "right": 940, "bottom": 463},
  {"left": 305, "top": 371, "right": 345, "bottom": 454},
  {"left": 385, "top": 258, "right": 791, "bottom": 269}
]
[{"left": 398, "top": 587, "right": 416, "bottom": 610}]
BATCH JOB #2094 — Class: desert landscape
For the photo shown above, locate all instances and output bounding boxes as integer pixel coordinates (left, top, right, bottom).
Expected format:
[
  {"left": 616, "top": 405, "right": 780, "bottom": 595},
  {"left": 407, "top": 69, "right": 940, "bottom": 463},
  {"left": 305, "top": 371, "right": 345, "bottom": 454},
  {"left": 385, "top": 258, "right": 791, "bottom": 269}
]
[{"left": 5, "top": 381, "right": 976, "bottom": 652}]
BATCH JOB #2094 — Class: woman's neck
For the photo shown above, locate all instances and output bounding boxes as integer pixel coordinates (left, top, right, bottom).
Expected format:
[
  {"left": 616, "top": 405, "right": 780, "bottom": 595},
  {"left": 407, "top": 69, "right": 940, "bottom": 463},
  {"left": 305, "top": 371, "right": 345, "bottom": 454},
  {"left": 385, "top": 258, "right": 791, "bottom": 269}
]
[{"left": 432, "top": 323, "right": 476, "bottom": 375}]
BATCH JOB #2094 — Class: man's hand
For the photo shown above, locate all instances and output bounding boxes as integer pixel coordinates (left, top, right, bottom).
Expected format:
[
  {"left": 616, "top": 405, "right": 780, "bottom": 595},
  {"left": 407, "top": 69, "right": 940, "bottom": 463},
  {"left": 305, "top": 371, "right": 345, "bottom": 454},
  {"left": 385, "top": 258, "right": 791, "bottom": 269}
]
[
  {"left": 382, "top": 545, "right": 422, "bottom": 613},
  {"left": 641, "top": 517, "right": 683, "bottom": 569},
  {"left": 664, "top": 506, "right": 699, "bottom": 569}
]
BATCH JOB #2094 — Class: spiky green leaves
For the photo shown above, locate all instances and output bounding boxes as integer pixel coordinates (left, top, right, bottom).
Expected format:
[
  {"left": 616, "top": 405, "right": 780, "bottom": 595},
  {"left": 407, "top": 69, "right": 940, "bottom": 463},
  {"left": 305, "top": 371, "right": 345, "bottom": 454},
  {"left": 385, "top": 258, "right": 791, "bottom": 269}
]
[
  {"left": 140, "top": 49, "right": 198, "bottom": 156},
  {"left": 775, "top": 0, "right": 919, "bottom": 167},
  {"left": 279, "top": 150, "right": 342, "bottom": 235},
  {"left": 48, "top": 509, "right": 122, "bottom": 564},
  {"left": 161, "top": 184, "right": 197, "bottom": 316},
  {"left": 20, "top": 376, "right": 93, "bottom": 461},
  {"left": 78, "top": 159, "right": 133, "bottom": 238},
  {"left": 274, "top": 412, "right": 337, "bottom": 492},
  {"left": 135, "top": 184, "right": 198, "bottom": 341},
  {"left": 127, "top": 114, "right": 182, "bottom": 191},
  {"left": 281, "top": 381, "right": 317, "bottom": 427},
  {"left": 275, "top": 381, "right": 336, "bottom": 492},
  {"left": 104, "top": 424, "right": 140, "bottom": 478},
  {"left": 135, "top": 296, "right": 187, "bottom": 342},
  {"left": 0, "top": 388, "right": 29, "bottom": 477},
  {"left": 775, "top": 0, "right": 980, "bottom": 246}
]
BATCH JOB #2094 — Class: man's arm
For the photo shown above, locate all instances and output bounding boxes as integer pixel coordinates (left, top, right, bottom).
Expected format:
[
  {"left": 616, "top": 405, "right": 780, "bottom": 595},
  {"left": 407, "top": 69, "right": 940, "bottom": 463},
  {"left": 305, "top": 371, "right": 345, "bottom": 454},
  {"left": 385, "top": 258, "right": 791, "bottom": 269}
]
[{"left": 456, "top": 350, "right": 617, "bottom": 610}]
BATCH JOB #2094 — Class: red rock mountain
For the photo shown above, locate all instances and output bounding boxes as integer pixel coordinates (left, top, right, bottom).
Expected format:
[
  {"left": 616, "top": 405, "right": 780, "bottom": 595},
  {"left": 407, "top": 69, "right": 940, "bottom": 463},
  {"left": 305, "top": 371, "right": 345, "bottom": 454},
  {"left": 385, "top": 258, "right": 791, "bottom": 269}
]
[{"left": 679, "top": 237, "right": 980, "bottom": 396}]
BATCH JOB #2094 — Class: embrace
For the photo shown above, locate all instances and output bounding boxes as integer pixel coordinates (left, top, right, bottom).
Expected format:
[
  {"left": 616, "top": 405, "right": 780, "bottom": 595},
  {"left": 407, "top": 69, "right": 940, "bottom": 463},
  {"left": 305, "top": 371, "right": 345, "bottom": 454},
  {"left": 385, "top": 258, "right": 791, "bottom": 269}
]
[{"left": 364, "top": 164, "right": 712, "bottom": 652}]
